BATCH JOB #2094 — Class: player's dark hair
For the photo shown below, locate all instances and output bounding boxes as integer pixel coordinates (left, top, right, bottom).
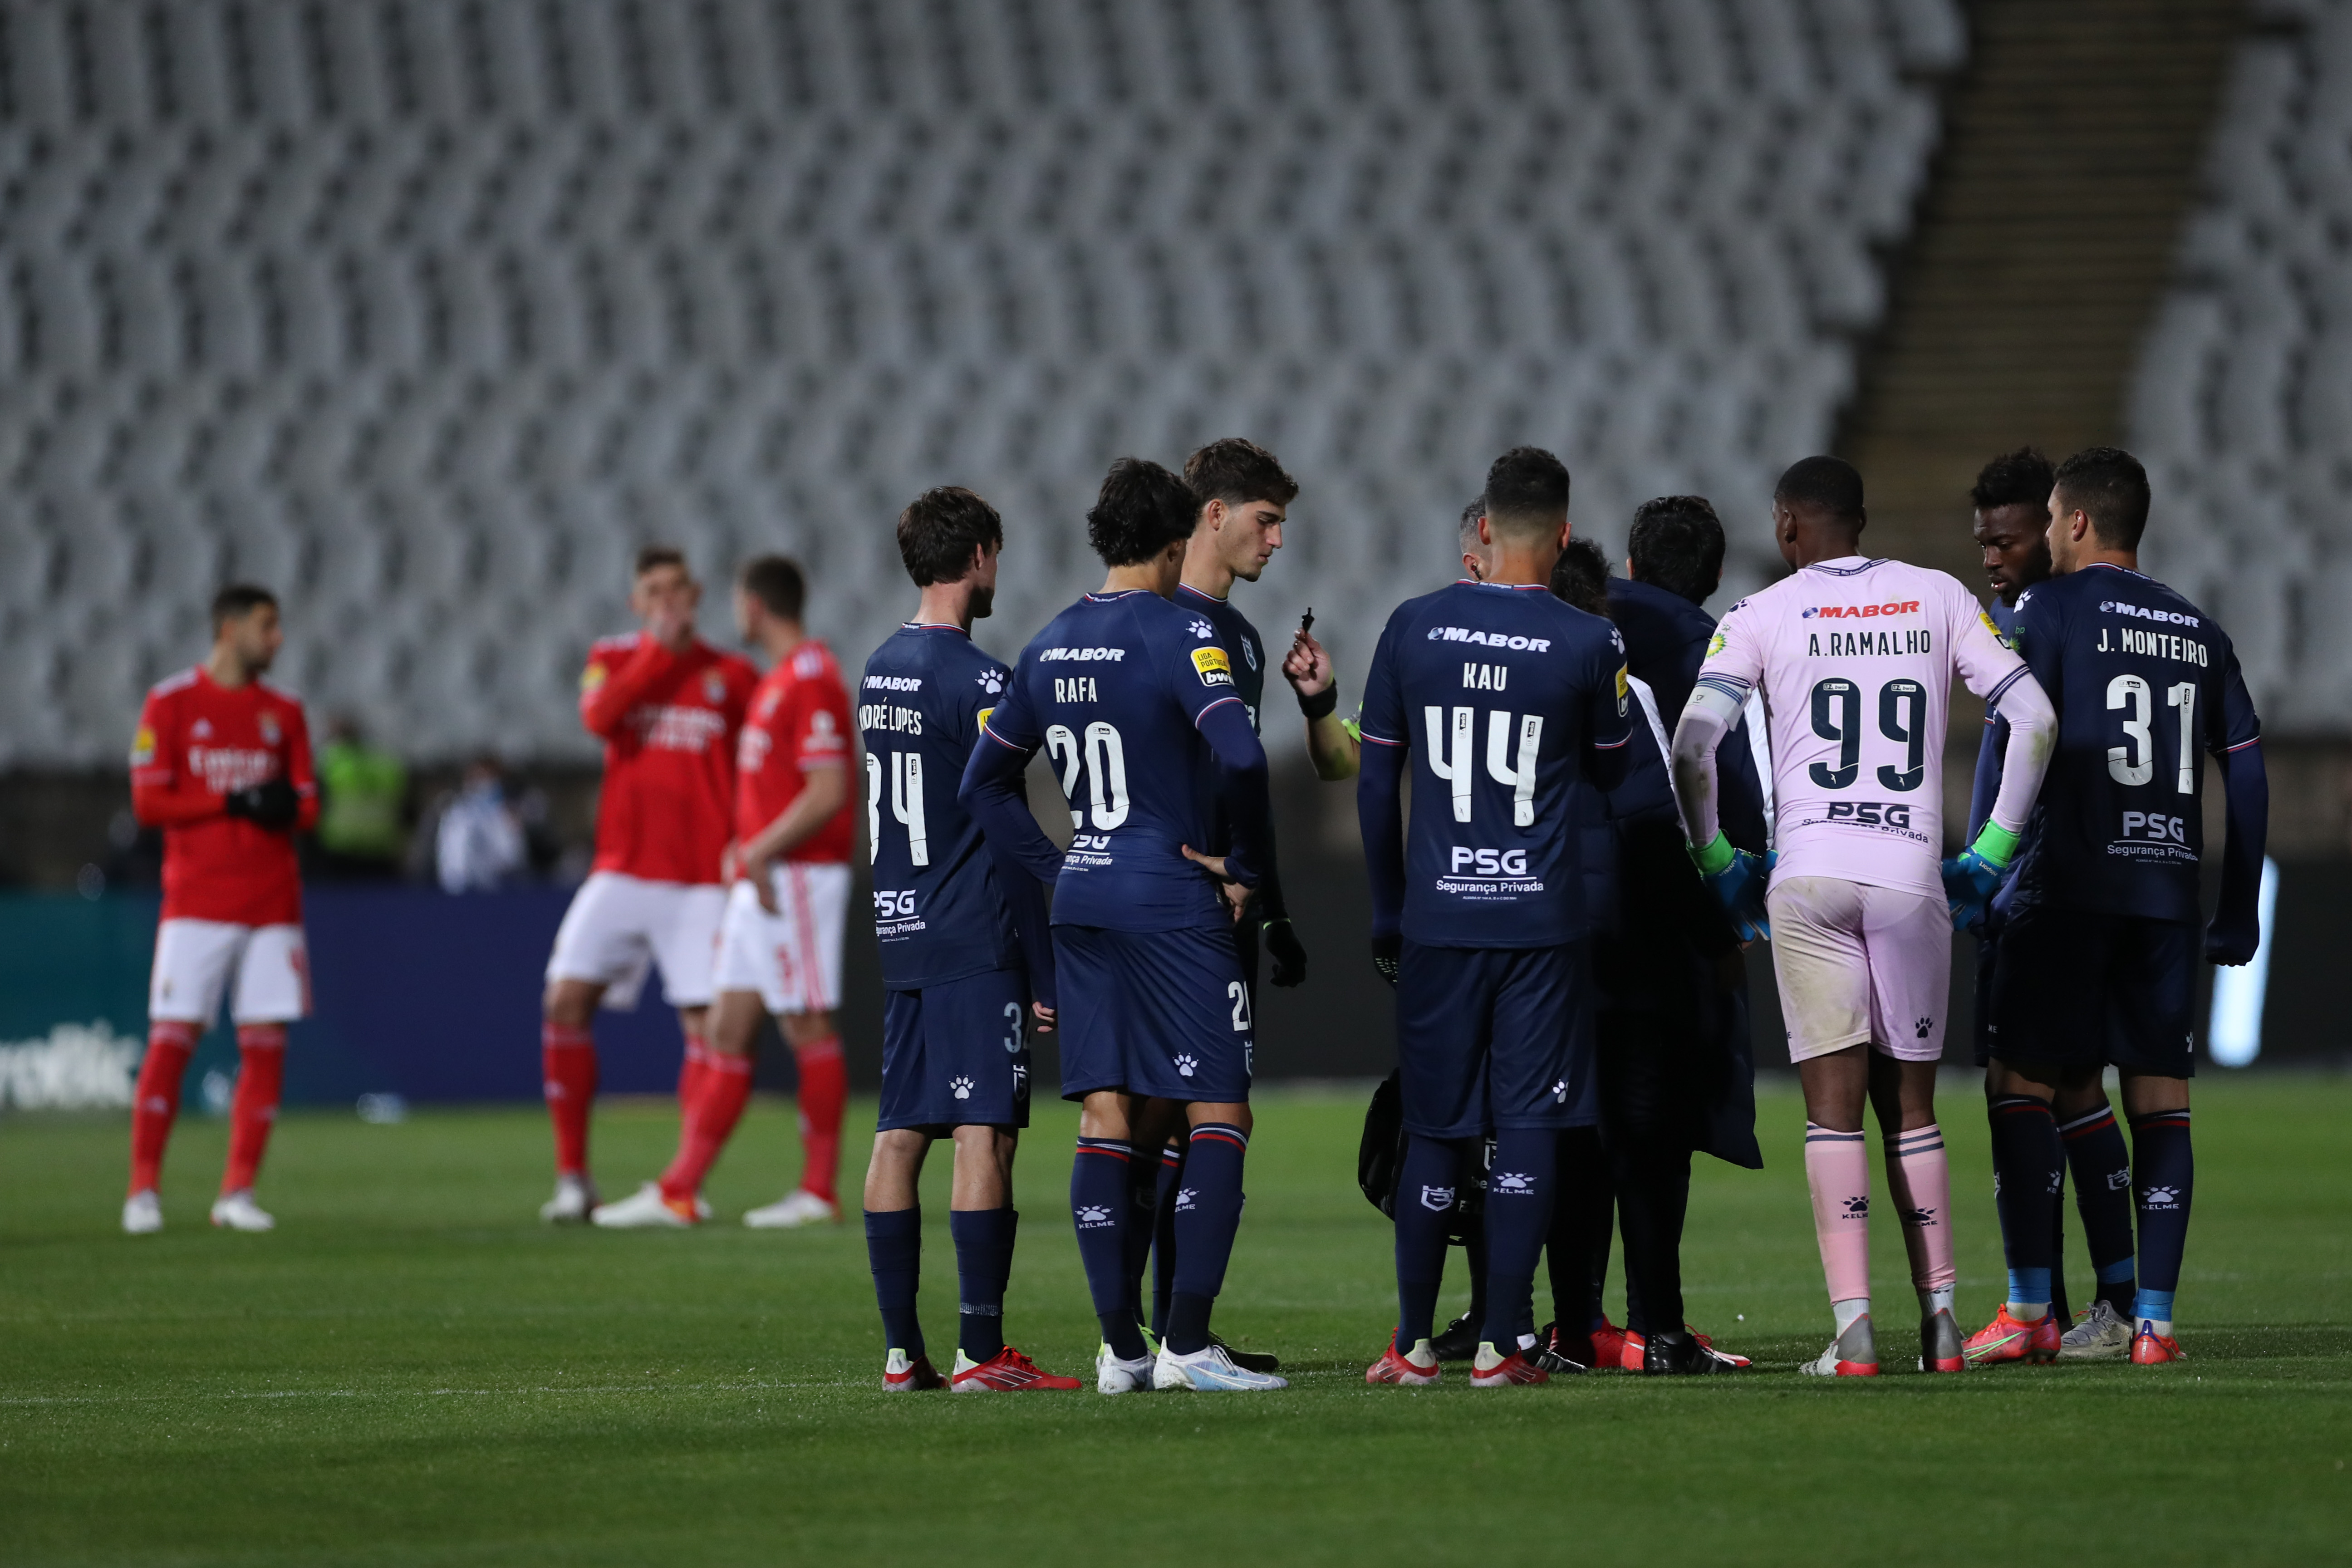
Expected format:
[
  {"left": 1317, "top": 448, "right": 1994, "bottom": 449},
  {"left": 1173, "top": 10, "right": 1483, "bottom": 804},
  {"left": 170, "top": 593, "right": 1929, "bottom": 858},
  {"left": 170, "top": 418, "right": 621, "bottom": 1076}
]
[
  {"left": 633, "top": 544, "right": 687, "bottom": 578},
  {"left": 1627, "top": 495, "right": 1725, "bottom": 605},
  {"left": 1548, "top": 537, "right": 1612, "bottom": 617},
  {"left": 210, "top": 583, "right": 277, "bottom": 633},
  {"left": 1457, "top": 496, "right": 1485, "bottom": 553},
  {"left": 1184, "top": 437, "right": 1298, "bottom": 511},
  {"left": 737, "top": 555, "right": 807, "bottom": 622},
  {"left": 1774, "top": 456, "right": 1865, "bottom": 522},
  {"left": 1969, "top": 447, "right": 2056, "bottom": 514},
  {"left": 1086, "top": 457, "right": 1198, "bottom": 567},
  {"left": 2052, "top": 446, "right": 2151, "bottom": 550},
  {"left": 896, "top": 487, "right": 1003, "bottom": 587},
  {"left": 1482, "top": 447, "right": 1571, "bottom": 536}
]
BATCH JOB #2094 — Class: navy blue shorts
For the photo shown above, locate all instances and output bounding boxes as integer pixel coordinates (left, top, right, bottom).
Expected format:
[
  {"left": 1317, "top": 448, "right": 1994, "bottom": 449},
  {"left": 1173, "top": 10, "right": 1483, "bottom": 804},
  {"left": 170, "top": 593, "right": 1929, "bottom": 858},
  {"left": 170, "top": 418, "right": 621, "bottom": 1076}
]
[
  {"left": 877, "top": 968, "right": 1033, "bottom": 1132},
  {"left": 1055, "top": 924, "right": 1252, "bottom": 1104},
  {"left": 1982, "top": 906, "right": 2197, "bottom": 1077},
  {"left": 1396, "top": 939, "right": 1597, "bottom": 1140}
]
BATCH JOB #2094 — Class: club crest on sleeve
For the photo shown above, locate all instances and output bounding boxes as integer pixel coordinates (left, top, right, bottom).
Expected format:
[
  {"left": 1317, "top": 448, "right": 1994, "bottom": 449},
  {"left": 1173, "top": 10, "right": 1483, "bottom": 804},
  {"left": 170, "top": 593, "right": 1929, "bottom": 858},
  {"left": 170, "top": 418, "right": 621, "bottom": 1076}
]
[{"left": 1191, "top": 647, "right": 1233, "bottom": 687}]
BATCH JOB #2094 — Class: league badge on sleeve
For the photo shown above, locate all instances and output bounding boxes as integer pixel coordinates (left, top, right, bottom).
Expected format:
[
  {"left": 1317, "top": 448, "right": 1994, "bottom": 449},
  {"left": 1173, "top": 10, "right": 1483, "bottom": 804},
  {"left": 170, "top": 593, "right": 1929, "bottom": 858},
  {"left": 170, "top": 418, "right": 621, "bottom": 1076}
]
[
  {"left": 130, "top": 726, "right": 156, "bottom": 766},
  {"left": 1707, "top": 630, "right": 1727, "bottom": 658},
  {"left": 1192, "top": 647, "right": 1234, "bottom": 687}
]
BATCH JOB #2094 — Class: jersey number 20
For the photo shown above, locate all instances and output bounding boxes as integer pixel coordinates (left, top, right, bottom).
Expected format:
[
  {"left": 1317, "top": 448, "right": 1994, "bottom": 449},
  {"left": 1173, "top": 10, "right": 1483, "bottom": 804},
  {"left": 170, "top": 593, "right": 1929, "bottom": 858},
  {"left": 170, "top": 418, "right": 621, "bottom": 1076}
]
[{"left": 1045, "top": 723, "right": 1130, "bottom": 830}]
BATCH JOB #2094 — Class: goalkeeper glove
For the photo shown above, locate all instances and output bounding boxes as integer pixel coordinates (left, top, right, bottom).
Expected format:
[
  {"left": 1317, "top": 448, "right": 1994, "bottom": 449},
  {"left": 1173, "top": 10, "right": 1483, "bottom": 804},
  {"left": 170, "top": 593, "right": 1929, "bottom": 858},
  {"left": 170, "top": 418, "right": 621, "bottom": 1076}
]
[
  {"left": 1941, "top": 821, "right": 2021, "bottom": 933},
  {"left": 1262, "top": 917, "right": 1308, "bottom": 987},
  {"left": 1370, "top": 931, "right": 1401, "bottom": 988},
  {"left": 224, "top": 778, "right": 301, "bottom": 831},
  {"left": 1689, "top": 831, "right": 1772, "bottom": 943}
]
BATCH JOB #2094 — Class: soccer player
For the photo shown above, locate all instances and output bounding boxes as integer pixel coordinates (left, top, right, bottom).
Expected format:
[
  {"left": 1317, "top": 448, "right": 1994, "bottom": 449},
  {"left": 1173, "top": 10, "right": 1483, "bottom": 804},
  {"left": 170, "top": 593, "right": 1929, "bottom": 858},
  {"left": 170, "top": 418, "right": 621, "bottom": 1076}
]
[
  {"left": 960, "top": 456, "right": 1286, "bottom": 1394},
  {"left": 850, "top": 487, "right": 1075, "bottom": 1391},
  {"left": 1669, "top": 456, "right": 2055, "bottom": 1378},
  {"left": 1962, "top": 447, "right": 2266, "bottom": 1368},
  {"left": 1357, "top": 447, "right": 1634, "bottom": 1389},
  {"left": 589, "top": 556, "right": 855, "bottom": 1229},
  {"left": 1121, "top": 439, "right": 1307, "bottom": 1368},
  {"left": 538, "top": 547, "right": 757, "bottom": 1223},
  {"left": 123, "top": 585, "right": 318, "bottom": 1234}
]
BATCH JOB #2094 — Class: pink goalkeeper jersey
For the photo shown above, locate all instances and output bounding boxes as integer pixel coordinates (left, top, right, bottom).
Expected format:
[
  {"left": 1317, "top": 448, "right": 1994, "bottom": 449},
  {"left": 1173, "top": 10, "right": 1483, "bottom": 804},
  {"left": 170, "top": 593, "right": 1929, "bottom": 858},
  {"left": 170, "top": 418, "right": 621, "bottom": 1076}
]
[{"left": 1694, "top": 556, "right": 2030, "bottom": 898}]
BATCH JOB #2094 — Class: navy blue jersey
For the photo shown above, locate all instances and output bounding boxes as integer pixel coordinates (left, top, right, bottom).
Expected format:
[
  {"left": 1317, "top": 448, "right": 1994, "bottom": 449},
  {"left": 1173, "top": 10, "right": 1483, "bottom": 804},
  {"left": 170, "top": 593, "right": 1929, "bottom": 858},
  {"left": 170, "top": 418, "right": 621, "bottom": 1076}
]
[
  {"left": 1175, "top": 583, "right": 1268, "bottom": 865},
  {"left": 1607, "top": 576, "right": 1769, "bottom": 853},
  {"left": 1359, "top": 580, "right": 1635, "bottom": 946},
  {"left": 1967, "top": 596, "right": 2025, "bottom": 839},
  {"left": 2008, "top": 565, "right": 2260, "bottom": 923},
  {"left": 860, "top": 623, "right": 1022, "bottom": 989},
  {"left": 981, "top": 589, "right": 1249, "bottom": 933}
]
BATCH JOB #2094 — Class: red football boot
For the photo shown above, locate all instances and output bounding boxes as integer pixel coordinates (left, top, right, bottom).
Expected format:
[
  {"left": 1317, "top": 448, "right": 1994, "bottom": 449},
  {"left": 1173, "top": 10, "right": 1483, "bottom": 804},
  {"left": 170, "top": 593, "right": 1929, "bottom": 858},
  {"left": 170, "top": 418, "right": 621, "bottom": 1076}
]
[
  {"left": 1590, "top": 1316, "right": 1632, "bottom": 1371},
  {"left": 1365, "top": 1332, "right": 1442, "bottom": 1386},
  {"left": 950, "top": 1346, "right": 1083, "bottom": 1391},
  {"left": 2130, "top": 1327, "right": 2186, "bottom": 1365},
  {"left": 1963, "top": 1304, "right": 2062, "bottom": 1366},
  {"left": 1469, "top": 1343, "right": 1551, "bottom": 1387},
  {"left": 883, "top": 1349, "right": 945, "bottom": 1391}
]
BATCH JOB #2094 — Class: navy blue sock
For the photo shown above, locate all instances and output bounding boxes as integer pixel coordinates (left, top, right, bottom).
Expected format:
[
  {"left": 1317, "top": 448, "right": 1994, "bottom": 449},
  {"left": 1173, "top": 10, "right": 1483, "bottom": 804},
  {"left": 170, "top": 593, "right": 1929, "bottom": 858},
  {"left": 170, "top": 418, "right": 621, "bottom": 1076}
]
[
  {"left": 1988, "top": 1095, "right": 2063, "bottom": 1306},
  {"left": 2059, "top": 1102, "right": 2137, "bottom": 1313},
  {"left": 2129, "top": 1107, "right": 2193, "bottom": 1323},
  {"left": 1166, "top": 1123, "right": 1248, "bottom": 1355},
  {"left": 1072, "top": 1139, "right": 1146, "bottom": 1359},
  {"left": 1481, "top": 1127, "right": 1558, "bottom": 1349},
  {"left": 863, "top": 1207, "right": 924, "bottom": 1358},
  {"left": 1151, "top": 1140, "right": 1184, "bottom": 1337},
  {"left": 1395, "top": 1134, "right": 1464, "bottom": 1346},
  {"left": 950, "top": 1207, "right": 1015, "bottom": 1363},
  {"left": 1118, "top": 1144, "right": 1160, "bottom": 1328}
]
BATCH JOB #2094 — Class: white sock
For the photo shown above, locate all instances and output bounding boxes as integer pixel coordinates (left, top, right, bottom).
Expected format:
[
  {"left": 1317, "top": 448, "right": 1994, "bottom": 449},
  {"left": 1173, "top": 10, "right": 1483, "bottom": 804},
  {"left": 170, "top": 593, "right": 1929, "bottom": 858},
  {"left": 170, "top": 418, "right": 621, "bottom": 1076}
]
[
  {"left": 1832, "top": 1297, "right": 1870, "bottom": 1335},
  {"left": 2140, "top": 1316, "right": 2174, "bottom": 1339},
  {"left": 1516, "top": 1332, "right": 1537, "bottom": 1352},
  {"left": 1919, "top": 1286, "right": 1956, "bottom": 1318},
  {"left": 2010, "top": 1301, "right": 2050, "bottom": 1322}
]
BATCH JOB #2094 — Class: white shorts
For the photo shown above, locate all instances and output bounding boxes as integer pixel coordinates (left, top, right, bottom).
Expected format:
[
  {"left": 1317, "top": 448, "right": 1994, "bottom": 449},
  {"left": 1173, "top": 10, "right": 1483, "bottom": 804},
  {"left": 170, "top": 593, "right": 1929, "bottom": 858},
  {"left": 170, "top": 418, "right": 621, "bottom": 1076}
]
[
  {"left": 1766, "top": 877, "right": 1949, "bottom": 1064},
  {"left": 150, "top": 919, "right": 310, "bottom": 1026},
  {"left": 712, "top": 862, "right": 850, "bottom": 1017},
  {"left": 545, "top": 871, "right": 727, "bottom": 1011}
]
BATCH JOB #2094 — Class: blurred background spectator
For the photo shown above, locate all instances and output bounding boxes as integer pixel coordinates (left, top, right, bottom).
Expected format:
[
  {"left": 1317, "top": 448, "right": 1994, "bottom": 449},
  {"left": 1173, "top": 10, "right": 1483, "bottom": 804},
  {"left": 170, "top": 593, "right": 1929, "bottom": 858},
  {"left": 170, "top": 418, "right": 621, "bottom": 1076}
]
[{"left": 313, "top": 718, "right": 411, "bottom": 880}]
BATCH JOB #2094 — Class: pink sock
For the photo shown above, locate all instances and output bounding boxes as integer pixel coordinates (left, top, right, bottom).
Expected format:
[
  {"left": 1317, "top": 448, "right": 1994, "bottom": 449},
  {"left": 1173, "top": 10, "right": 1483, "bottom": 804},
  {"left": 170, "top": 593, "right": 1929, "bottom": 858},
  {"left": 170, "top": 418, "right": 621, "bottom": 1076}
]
[
  {"left": 1885, "top": 1124, "right": 1956, "bottom": 1299},
  {"left": 1804, "top": 1124, "right": 1871, "bottom": 1306}
]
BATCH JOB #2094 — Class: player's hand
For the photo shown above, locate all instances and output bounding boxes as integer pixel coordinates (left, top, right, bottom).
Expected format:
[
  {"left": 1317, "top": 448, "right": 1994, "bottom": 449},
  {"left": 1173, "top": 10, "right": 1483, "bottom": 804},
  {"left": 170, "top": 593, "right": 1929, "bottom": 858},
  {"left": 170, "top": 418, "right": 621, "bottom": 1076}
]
[
  {"left": 744, "top": 852, "right": 779, "bottom": 914},
  {"left": 1282, "top": 630, "right": 1333, "bottom": 696},
  {"left": 1370, "top": 931, "right": 1401, "bottom": 988},
  {"left": 1031, "top": 1000, "right": 1056, "bottom": 1035},
  {"left": 719, "top": 840, "right": 741, "bottom": 883},
  {"left": 1262, "top": 917, "right": 1308, "bottom": 987},
  {"left": 1940, "top": 823, "right": 2019, "bottom": 934},
  {"left": 1179, "top": 845, "right": 1251, "bottom": 920},
  {"left": 1689, "top": 832, "right": 1771, "bottom": 942},
  {"left": 224, "top": 778, "right": 300, "bottom": 831},
  {"left": 2204, "top": 920, "right": 2258, "bottom": 967}
]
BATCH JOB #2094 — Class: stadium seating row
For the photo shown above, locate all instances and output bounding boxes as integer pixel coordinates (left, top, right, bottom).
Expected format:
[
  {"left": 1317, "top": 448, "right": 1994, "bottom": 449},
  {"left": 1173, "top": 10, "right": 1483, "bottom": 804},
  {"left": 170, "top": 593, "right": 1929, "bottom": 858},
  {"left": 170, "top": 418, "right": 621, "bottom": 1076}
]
[{"left": 0, "top": 0, "right": 1963, "bottom": 764}]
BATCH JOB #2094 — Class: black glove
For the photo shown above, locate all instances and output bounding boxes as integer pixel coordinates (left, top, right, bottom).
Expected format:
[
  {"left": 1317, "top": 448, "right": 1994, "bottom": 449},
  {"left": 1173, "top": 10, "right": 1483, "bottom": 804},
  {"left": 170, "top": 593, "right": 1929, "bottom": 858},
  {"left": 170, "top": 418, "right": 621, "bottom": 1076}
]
[
  {"left": 1262, "top": 917, "right": 1308, "bottom": 987},
  {"left": 1370, "top": 931, "right": 1401, "bottom": 988},
  {"left": 224, "top": 778, "right": 300, "bottom": 830}
]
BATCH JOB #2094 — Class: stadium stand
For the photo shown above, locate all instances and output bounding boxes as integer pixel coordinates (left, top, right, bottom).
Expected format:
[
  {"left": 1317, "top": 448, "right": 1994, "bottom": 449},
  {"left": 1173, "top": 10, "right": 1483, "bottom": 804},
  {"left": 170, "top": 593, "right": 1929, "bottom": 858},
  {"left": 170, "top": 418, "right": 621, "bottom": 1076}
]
[
  {"left": 2130, "top": 0, "right": 2352, "bottom": 735},
  {"left": 0, "top": 0, "right": 1963, "bottom": 766}
]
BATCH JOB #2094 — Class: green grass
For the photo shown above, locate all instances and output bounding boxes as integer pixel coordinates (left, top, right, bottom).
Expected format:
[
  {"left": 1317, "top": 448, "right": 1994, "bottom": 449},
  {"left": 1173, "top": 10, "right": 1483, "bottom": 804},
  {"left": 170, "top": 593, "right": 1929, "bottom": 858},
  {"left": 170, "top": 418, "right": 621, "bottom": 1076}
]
[{"left": 2, "top": 1078, "right": 2348, "bottom": 1567}]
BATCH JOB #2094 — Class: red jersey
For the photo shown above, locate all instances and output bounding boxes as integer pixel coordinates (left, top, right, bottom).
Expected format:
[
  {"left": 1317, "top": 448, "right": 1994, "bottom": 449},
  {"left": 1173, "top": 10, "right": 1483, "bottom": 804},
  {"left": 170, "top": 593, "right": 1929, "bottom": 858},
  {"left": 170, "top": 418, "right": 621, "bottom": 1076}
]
[
  {"left": 130, "top": 668, "right": 319, "bottom": 926},
  {"left": 737, "top": 639, "right": 856, "bottom": 864},
  {"left": 580, "top": 634, "right": 758, "bottom": 885}
]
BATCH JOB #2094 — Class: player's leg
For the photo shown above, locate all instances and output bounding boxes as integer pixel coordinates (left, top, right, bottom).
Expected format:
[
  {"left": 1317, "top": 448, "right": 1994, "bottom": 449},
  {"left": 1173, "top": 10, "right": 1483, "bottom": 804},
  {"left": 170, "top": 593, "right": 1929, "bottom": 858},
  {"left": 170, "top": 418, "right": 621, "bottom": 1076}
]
[
  {"left": 1768, "top": 879, "right": 1880, "bottom": 1376},
  {"left": 128, "top": 919, "right": 240, "bottom": 1232},
  {"left": 863, "top": 1125, "right": 940, "bottom": 1389},
  {"left": 540, "top": 873, "right": 648, "bottom": 1218},
  {"left": 209, "top": 924, "right": 308, "bottom": 1231},
  {"left": 1536, "top": 1124, "right": 1610, "bottom": 1371},
  {"left": 1373, "top": 1129, "right": 1465, "bottom": 1384},
  {"left": 1856, "top": 887, "right": 1960, "bottom": 1372},
  {"left": 2053, "top": 1074, "right": 2138, "bottom": 1357},
  {"left": 1147, "top": 1131, "right": 1184, "bottom": 1339},
  {"left": 2114, "top": 918, "right": 2198, "bottom": 1364},
  {"left": 1372, "top": 939, "right": 1486, "bottom": 1384}
]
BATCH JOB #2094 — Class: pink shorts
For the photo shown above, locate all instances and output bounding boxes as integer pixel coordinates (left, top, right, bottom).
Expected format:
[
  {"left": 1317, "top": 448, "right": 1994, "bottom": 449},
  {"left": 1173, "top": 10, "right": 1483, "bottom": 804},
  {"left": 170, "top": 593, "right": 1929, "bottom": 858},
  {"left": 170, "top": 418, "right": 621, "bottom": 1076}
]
[{"left": 1765, "top": 877, "right": 1949, "bottom": 1063}]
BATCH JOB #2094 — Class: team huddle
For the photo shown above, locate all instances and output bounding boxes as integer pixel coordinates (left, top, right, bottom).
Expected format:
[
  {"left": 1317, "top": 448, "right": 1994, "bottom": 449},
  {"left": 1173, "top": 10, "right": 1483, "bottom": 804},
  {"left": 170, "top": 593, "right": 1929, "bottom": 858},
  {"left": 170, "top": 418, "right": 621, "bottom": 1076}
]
[{"left": 118, "top": 433, "right": 2266, "bottom": 1392}]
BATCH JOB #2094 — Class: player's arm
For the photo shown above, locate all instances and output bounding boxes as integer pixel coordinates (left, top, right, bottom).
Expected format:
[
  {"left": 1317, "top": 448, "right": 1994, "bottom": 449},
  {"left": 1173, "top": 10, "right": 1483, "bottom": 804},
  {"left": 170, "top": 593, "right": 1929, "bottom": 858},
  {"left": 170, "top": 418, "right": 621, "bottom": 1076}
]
[
  {"left": 128, "top": 698, "right": 217, "bottom": 827},
  {"left": 1669, "top": 609, "right": 1769, "bottom": 940},
  {"left": 1943, "top": 600, "right": 2056, "bottom": 919},
  {"left": 1353, "top": 624, "right": 1407, "bottom": 982},
  {"left": 955, "top": 683, "right": 1065, "bottom": 887},
  {"left": 1584, "top": 633, "right": 1635, "bottom": 795},
  {"left": 1282, "top": 627, "right": 1359, "bottom": 780},
  {"left": 578, "top": 639, "right": 679, "bottom": 739},
  {"left": 1966, "top": 712, "right": 2008, "bottom": 842},
  {"left": 1180, "top": 699, "right": 1273, "bottom": 900},
  {"left": 2206, "top": 652, "right": 2269, "bottom": 966}
]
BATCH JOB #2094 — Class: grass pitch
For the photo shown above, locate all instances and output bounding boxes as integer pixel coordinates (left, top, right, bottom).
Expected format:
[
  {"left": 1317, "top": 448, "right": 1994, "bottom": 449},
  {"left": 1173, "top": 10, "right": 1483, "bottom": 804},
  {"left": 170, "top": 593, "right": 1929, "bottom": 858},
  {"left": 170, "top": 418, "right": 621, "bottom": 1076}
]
[{"left": 2, "top": 1077, "right": 2347, "bottom": 1567}]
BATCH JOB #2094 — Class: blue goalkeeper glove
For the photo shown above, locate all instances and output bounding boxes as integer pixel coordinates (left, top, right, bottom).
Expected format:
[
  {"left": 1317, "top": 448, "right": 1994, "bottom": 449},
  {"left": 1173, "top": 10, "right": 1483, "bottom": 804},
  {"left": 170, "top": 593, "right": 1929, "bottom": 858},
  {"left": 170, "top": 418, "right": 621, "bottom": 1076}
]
[
  {"left": 1942, "top": 822, "right": 2022, "bottom": 933},
  {"left": 1689, "top": 831, "right": 1773, "bottom": 943}
]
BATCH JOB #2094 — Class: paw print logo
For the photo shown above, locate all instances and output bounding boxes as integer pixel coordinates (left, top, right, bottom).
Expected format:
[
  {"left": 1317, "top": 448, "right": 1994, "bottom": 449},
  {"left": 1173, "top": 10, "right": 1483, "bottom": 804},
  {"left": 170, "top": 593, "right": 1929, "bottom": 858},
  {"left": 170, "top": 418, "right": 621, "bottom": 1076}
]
[
  {"left": 2048, "top": 1170, "right": 2065, "bottom": 1194},
  {"left": 1551, "top": 1079, "right": 1568, "bottom": 1102},
  {"left": 950, "top": 1076, "right": 973, "bottom": 1100},
  {"left": 1175, "top": 1187, "right": 1198, "bottom": 1212},
  {"left": 1187, "top": 617, "right": 1215, "bottom": 640},
  {"left": 1841, "top": 1195, "right": 1870, "bottom": 1218},
  {"left": 1493, "top": 1171, "right": 1534, "bottom": 1194},
  {"left": 977, "top": 667, "right": 1005, "bottom": 695},
  {"left": 1174, "top": 1054, "right": 1198, "bottom": 1078},
  {"left": 2142, "top": 1185, "right": 2180, "bottom": 1208},
  {"left": 1906, "top": 1205, "right": 1937, "bottom": 1227},
  {"left": 1075, "top": 1204, "right": 1113, "bottom": 1225},
  {"left": 1915, "top": 1017, "right": 1934, "bottom": 1039}
]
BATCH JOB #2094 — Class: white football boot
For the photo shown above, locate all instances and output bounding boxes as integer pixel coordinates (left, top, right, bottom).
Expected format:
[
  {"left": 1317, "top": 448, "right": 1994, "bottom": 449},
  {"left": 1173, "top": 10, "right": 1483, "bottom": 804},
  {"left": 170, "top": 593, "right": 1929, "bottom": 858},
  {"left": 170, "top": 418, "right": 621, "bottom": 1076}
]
[
  {"left": 209, "top": 1190, "right": 276, "bottom": 1232},
  {"left": 2058, "top": 1298, "right": 2134, "bottom": 1361},
  {"left": 122, "top": 1191, "right": 162, "bottom": 1235},
  {"left": 539, "top": 1174, "right": 598, "bottom": 1224},
  {"left": 743, "top": 1190, "right": 840, "bottom": 1229},
  {"left": 591, "top": 1182, "right": 697, "bottom": 1228},
  {"left": 1096, "top": 1343, "right": 1157, "bottom": 1394},
  {"left": 1152, "top": 1341, "right": 1288, "bottom": 1391}
]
